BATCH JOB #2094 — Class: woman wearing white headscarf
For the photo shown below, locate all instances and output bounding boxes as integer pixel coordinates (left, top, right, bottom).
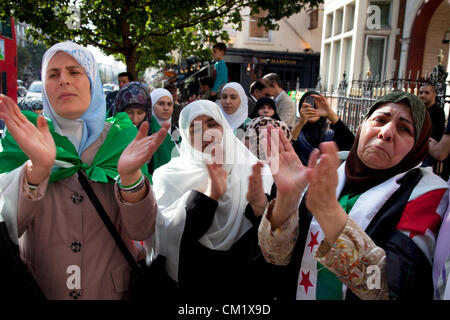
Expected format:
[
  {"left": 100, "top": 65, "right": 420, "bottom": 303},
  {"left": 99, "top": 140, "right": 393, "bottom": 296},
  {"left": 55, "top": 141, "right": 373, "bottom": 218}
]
[
  {"left": 148, "top": 88, "right": 180, "bottom": 174},
  {"left": 219, "top": 82, "right": 251, "bottom": 137},
  {"left": 147, "top": 99, "right": 273, "bottom": 300},
  {"left": 0, "top": 42, "right": 169, "bottom": 299}
]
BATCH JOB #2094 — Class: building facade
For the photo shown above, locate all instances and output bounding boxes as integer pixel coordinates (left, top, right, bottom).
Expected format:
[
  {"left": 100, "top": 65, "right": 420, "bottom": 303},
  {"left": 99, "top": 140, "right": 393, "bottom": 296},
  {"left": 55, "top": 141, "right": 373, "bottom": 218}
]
[{"left": 321, "top": 0, "right": 450, "bottom": 94}]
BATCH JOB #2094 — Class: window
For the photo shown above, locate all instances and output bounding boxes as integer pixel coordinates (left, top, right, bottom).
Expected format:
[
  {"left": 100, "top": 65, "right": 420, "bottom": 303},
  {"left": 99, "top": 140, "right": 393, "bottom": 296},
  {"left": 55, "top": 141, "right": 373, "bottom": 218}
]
[
  {"left": 309, "top": 9, "right": 319, "bottom": 30},
  {"left": 335, "top": 9, "right": 343, "bottom": 35},
  {"left": 369, "top": 0, "right": 392, "bottom": 28},
  {"left": 363, "top": 36, "right": 387, "bottom": 81},
  {"left": 325, "top": 13, "right": 333, "bottom": 38},
  {"left": 333, "top": 40, "right": 341, "bottom": 90},
  {"left": 344, "top": 37, "right": 353, "bottom": 79},
  {"left": 346, "top": 4, "right": 355, "bottom": 31},
  {"left": 249, "top": 9, "right": 270, "bottom": 39},
  {"left": 0, "top": 19, "right": 13, "bottom": 39}
]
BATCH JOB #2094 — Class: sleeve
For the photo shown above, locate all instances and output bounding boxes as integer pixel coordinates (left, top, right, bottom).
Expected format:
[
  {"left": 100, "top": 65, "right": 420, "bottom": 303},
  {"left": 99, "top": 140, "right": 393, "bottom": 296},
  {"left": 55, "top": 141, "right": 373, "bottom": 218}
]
[
  {"left": 258, "top": 199, "right": 299, "bottom": 266},
  {"left": 329, "top": 119, "right": 355, "bottom": 151},
  {"left": 17, "top": 161, "right": 50, "bottom": 236},
  {"left": 115, "top": 176, "right": 158, "bottom": 241},
  {"left": 431, "top": 107, "right": 446, "bottom": 141},
  {"left": 315, "top": 217, "right": 389, "bottom": 300},
  {"left": 277, "top": 95, "right": 296, "bottom": 127},
  {"left": 183, "top": 190, "right": 218, "bottom": 240}
]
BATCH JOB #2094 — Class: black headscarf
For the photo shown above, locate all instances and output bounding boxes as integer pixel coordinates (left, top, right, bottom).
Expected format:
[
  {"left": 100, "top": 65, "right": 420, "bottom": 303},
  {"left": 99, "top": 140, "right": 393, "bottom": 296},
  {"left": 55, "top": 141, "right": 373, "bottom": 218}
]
[
  {"left": 250, "top": 97, "right": 281, "bottom": 120},
  {"left": 345, "top": 91, "right": 431, "bottom": 193}
]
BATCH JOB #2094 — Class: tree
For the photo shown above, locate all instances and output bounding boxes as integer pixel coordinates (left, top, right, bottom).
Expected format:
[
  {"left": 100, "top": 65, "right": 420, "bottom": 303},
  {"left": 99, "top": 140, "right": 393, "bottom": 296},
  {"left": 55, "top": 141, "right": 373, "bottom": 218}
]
[{"left": 1, "top": 0, "right": 322, "bottom": 79}]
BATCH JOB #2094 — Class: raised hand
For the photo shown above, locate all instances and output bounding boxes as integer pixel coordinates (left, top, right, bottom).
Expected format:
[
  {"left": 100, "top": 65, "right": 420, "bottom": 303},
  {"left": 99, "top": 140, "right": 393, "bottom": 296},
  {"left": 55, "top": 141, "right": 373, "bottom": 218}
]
[
  {"left": 247, "top": 161, "right": 268, "bottom": 217},
  {"left": 306, "top": 141, "right": 348, "bottom": 245},
  {"left": 117, "top": 121, "right": 170, "bottom": 182},
  {"left": 0, "top": 94, "right": 56, "bottom": 184},
  {"left": 263, "top": 124, "right": 314, "bottom": 228},
  {"left": 311, "top": 94, "right": 339, "bottom": 124},
  {"left": 299, "top": 102, "right": 319, "bottom": 125},
  {"left": 205, "top": 161, "right": 228, "bottom": 201}
]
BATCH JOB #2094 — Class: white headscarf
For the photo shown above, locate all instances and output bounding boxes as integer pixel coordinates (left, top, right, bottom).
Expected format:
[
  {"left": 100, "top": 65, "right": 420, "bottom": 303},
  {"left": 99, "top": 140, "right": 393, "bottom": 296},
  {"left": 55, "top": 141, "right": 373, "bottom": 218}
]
[
  {"left": 148, "top": 100, "right": 273, "bottom": 281},
  {"left": 41, "top": 41, "right": 106, "bottom": 154},
  {"left": 150, "top": 88, "right": 173, "bottom": 126},
  {"left": 219, "top": 82, "right": 249, "bottom": 130}
]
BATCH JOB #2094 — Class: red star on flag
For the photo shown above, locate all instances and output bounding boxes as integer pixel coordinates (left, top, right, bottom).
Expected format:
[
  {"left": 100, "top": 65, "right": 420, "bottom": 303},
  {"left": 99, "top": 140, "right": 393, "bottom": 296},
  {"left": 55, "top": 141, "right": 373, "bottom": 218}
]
[
  {"left": 299, "top": 270, "right": 313, "bottom": 294},
  {"left": 307, "top": 231, "right": 319, "bottom": 253}
]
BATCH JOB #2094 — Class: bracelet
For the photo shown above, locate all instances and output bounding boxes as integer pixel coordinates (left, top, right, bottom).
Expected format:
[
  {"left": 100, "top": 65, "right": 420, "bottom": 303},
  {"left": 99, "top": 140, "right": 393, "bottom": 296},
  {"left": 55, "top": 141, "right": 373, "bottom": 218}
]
[
  {"left": 28, "top": 183, "right": 39, "bottom": 191},
  {"left": 117, "top": 174, "right": 145, "bottom": 192}
]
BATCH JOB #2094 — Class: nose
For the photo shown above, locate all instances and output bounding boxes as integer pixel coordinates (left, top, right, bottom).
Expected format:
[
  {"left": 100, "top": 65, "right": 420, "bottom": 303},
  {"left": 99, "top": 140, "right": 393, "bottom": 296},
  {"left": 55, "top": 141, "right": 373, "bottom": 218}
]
[
  {"left": 377, "top": 122, "right": 394, "bottom": 142},
  {"left": 59, "top": 72, "right": 70, "bottom": 86}
]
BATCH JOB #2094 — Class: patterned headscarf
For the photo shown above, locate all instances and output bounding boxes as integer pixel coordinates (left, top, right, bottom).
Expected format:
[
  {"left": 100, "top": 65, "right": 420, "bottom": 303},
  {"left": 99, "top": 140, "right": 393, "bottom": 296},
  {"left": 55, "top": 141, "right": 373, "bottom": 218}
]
[
  {"left": 17, "top": 97, "right": 43, "bottom": 112},
  {"left": 113, "top": 81, "right": 152, "bottom": 128},
  {"left": 345, "top": 91, "right": 431, "bottom": 193},
  {"left": 41, "top": 41, "right": 106, "bottom": 154},
  {"left": 245, "top": 116, "right": 292, "bottom": 160}
]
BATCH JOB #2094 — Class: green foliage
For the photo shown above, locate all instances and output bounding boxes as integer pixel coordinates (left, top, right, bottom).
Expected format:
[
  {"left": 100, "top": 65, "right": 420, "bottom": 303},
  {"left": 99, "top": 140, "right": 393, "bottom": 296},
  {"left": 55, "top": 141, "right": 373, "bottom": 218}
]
[{"left": 1, "top": 0, "right": 322, "bottom": 78}]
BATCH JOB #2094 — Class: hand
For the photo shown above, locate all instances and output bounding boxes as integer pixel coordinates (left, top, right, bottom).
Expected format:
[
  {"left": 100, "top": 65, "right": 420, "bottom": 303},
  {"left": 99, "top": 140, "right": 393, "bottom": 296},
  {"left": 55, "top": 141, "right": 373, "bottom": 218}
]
[
  {"left": 247, "top": 162, "right": 268, "bottom": 217},
  {"left": 205, "top": 161, "right": 227, "bottom": 201},
  {"left": 263, "top": 124, "right": 314, "bottom": 228},
  {"left": 306, "top": 141, "right": 348, "bottom": 245},
  {"left": 117, "top": 121, "right": 170, "bottom": 184},
  {"left": 311, "top": 94, "right": 339, "bottom": 124},
  {"left": 299, "top": 103, "right": 319, "bottom": 125},
  {"left": 0, "top": 94, "right": 56, "bottom": 184}
]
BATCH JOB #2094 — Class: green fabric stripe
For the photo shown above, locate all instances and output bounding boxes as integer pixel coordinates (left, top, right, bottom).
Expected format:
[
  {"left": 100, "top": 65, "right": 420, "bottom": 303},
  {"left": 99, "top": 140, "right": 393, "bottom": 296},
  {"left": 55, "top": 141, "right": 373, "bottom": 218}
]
[
  {"left": 0, "top": 111, "right": 151, "bottom": 184},
  {"left": 316, "top": 190, "right": 361, "bottom": 300},
  {"left": 150, "top": 115, "right": 178, "bottom": 171}
]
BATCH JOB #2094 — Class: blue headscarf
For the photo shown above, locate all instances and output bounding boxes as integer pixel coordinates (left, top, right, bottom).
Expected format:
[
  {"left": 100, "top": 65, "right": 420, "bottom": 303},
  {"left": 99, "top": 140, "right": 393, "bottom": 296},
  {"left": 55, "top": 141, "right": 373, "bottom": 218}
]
[{"left": 41, "top": 41, "right": 106, "bottom": 154}]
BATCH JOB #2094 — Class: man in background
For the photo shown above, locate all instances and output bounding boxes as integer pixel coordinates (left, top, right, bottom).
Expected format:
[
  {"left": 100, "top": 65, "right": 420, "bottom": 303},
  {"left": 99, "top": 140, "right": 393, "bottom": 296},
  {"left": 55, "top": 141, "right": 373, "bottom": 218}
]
[
  {"left": 263, "top": 73, "right": 296, "bottom": 127},
  {"left": 106, "top": 72, "right": 133, "bottom": 116},
  {"left": 248, "top": 79, "right": 271, "bottom": 117}
]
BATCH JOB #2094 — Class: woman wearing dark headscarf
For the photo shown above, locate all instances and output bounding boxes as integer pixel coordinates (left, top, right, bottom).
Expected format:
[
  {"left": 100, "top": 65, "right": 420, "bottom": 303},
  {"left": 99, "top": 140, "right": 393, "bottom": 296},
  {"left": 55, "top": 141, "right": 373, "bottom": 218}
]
[
  {"left": 255, "top": 91, "right": 449, "bottom": 300},
  {"left": 17, "top": 97, "right": 44, "bottom": 116},
  {"left": 113, "top": 81, "right": 152, "bottom": 130},
  {"left": 292, "top": 91, "right": 355, "bottom": 165}
]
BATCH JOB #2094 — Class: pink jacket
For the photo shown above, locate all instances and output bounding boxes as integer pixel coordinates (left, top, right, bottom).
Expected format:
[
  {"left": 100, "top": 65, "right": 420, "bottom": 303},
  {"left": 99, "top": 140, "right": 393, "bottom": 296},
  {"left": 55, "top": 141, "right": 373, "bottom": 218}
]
[{"left": 17, "top": 123, "right": 157, "bottom": 300}]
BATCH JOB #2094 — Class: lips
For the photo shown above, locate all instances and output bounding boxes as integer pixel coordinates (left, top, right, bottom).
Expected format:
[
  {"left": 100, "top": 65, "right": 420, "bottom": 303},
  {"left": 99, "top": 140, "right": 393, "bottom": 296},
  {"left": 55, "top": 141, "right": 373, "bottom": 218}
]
[
  {"left": 370, "top": 144, "right": 389, "bottom": 157},
  {"left": 58, "top": 92, "right": 76, "bottom": 99}
]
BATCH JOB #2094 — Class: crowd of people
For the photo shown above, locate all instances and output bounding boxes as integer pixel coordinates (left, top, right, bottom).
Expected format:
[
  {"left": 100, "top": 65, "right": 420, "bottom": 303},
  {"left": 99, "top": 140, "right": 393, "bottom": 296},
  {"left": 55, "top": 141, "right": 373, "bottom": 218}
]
[{"left": 0, "top": 40, "right": 449, "bottom": 301}]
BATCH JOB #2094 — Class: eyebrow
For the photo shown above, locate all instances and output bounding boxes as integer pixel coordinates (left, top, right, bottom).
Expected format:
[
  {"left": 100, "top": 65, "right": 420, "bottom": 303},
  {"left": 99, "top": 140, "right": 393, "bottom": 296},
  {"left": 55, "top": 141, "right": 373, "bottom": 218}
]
[
  {"left": 375, "top": 111, "right": 414, "bottom": 126},
  {"left": 47, "top": 65, "right": 83, "bottom": 73}
]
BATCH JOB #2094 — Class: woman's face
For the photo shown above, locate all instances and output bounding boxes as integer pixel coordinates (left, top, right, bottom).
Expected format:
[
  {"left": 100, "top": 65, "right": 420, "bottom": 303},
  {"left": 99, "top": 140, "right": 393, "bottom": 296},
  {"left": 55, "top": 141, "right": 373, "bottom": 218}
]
[
  {"left": 258, "top": 105, "right": 275, "bottom": 117},
  {"left": 45, "top": 51, "right": 91, "bottom": 119},
  {"left": 125, "top": 107, "right": 147, "bottom": 126},
  {"left": 221, "top": 87, "right": 241, "bottom": 115},
  {"left": 357, "top": 102, "right": 415, "bottom": 170},
  {"left": 153, "top": 96, "right": 173, "bottom": 121},
  {"left": 189, "top": 114, "right": 223, "bottom": 153}
]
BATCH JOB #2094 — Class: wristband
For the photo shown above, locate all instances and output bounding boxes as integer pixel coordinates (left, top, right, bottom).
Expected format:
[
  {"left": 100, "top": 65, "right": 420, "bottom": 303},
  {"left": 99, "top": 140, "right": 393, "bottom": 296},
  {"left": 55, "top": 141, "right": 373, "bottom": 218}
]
[{"left": 117, "top": 174, "right": 145, "bottom": 192}]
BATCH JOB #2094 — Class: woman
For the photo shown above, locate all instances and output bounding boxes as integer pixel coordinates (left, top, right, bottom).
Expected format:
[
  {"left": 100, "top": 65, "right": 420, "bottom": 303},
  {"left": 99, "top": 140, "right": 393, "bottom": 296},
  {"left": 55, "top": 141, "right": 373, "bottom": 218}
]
[
  {"left": 249, "top": 97, "right": 281, "bottom": 120},
  {"left": 255, "top": 91, "right": 449, "bottom": 300},
  {"left": 17, "top": 97, "right": 44, "bottom": 116},
  {"left": 219, "top": 82, "right": 251, "bottom": 137},
  {"left": 292, "top": 91, "right": 355, "bottom": 165},
  {"left": 0, "top": 42, "right": 169, "bottom": 299},
  {"left": 113, "top": 81, "right": 152, "bottom": 129},
  {"left": 148, "top": 88, "right": 180, "bottom": 174},
  {"left": 147, "top": 100, "right": 273, "bottom": 300}
]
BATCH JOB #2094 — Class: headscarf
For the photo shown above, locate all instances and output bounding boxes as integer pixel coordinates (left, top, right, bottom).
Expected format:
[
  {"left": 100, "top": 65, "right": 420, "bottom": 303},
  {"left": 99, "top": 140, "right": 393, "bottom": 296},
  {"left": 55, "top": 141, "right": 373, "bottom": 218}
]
[
  {"left": 150, "top": 88, "right": 173, "bottom": 126},
  {"left": 41, "top": 41, "right": 106, "bottom": 154},
  {"left": 298, "top": 90, "right": 328, "bottom": 148},
  {"left": 219, "top": 82, "right": 248, "bottom": 130},
  {"left": 148, "top": 100, "right": 273, "bottom": 281},
  {"left": 345, "top": 91, "right": 431, "bottom": 193},
  {"left": 17, "top": 97, "right": 43, "bottom": 112},
  {"left": 113, "top": 81, "right": 152, "bottom": 129},
  {"left": 245, "top": 116, "right": 291, "bottom": 160},
  {"left": 250, "top": 97, "right": 281, "bottom": 120}
]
